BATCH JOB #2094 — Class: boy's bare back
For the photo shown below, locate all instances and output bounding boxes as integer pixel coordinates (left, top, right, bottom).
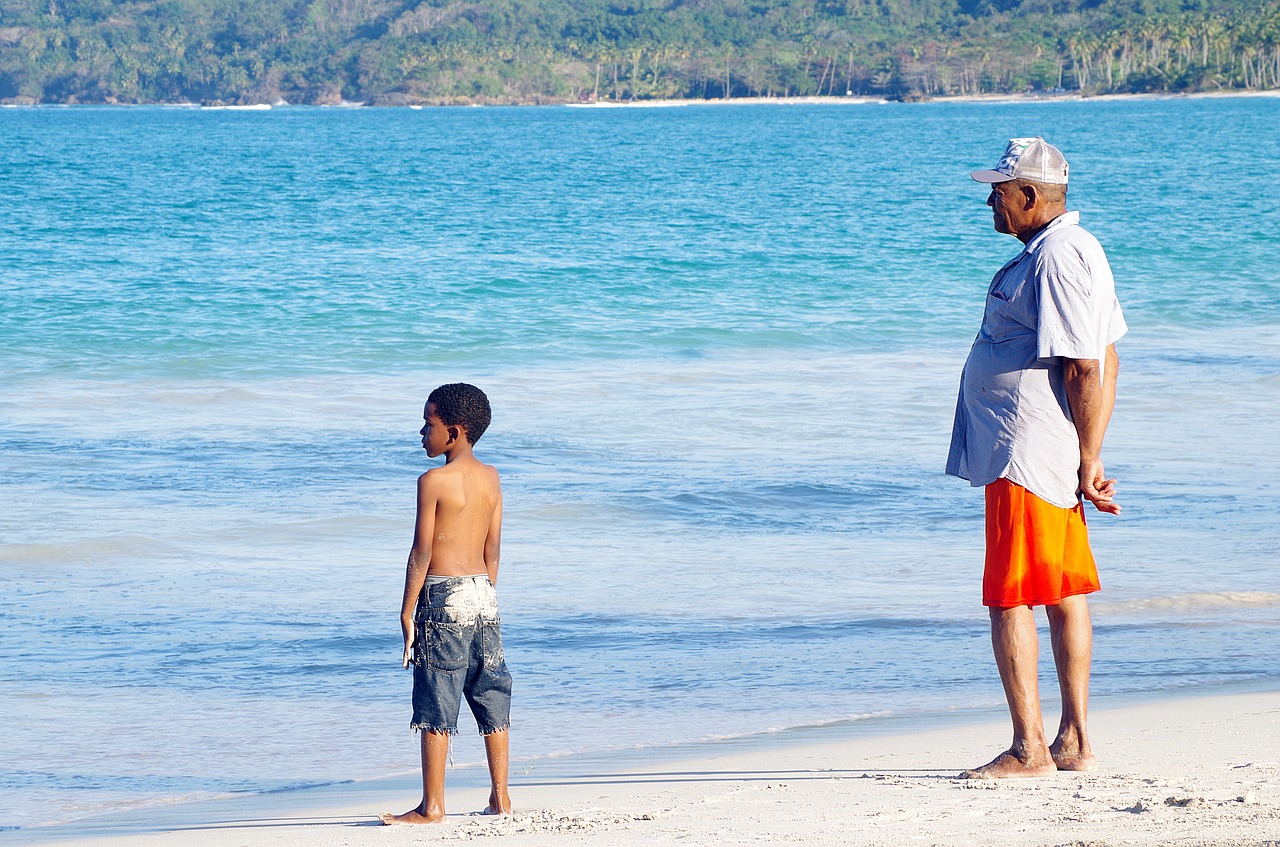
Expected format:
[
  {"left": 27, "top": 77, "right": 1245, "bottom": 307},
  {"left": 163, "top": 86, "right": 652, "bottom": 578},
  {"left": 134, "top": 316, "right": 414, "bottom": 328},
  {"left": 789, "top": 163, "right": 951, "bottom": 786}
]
[{"left": 416, "top": 458, "right": 502, "bottom": 581}]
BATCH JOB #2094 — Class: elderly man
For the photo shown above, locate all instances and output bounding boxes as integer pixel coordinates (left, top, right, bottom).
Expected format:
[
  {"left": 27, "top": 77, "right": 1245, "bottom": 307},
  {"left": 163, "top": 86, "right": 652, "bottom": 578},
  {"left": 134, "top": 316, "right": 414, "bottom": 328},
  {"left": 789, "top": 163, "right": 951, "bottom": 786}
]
[{"left": 947, "top": 137, "right": 1126, "bottom": 778}]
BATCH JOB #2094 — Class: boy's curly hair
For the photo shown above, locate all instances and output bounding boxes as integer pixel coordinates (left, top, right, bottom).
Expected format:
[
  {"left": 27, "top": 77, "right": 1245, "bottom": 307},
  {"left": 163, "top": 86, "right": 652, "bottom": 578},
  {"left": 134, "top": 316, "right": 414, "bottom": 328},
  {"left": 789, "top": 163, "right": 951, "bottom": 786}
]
[{"left": 428, "top": 383, "right": 492, "bottom": 444}]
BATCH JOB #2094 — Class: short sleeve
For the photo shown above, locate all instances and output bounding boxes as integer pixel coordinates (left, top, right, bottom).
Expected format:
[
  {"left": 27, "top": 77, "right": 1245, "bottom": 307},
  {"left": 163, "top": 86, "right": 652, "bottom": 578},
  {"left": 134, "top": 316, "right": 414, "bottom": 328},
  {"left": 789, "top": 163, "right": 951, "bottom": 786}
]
[
  {"left": 1035, "top": 242, "right": 1109, "bottom": 361},
  {"left": 1106, "top": 298, "right": 1128, "bottom": 346}
]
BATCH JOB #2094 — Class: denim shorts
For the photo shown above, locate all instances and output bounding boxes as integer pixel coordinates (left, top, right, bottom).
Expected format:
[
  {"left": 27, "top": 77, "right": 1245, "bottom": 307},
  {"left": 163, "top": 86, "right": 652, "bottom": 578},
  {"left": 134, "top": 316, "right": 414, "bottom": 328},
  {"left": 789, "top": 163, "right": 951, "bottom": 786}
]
[{"left": 411, "top": 575, "right": 512, "bottom": 736}]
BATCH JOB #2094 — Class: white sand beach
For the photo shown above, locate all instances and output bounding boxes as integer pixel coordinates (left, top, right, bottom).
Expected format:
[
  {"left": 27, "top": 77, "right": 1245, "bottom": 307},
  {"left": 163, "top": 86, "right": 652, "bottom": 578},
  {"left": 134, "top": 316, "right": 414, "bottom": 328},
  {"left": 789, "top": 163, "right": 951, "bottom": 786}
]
[
  {"left": 42, "top": 688, "right": 1279, "bottom": 847},
  {"left": 563, "top": 89, "right": 1280, "bottom": 108}
]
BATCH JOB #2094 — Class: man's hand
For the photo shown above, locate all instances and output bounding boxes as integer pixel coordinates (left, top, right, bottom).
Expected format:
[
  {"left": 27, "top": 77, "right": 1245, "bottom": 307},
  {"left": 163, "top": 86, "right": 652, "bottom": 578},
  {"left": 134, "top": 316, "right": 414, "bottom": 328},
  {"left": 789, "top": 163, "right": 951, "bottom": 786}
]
[
  {"left": 401, "top": 616, "right": 415, "bottom": 669},
  {"left": 1080, "top": 457, "right": 1120, "bottom": 515}
]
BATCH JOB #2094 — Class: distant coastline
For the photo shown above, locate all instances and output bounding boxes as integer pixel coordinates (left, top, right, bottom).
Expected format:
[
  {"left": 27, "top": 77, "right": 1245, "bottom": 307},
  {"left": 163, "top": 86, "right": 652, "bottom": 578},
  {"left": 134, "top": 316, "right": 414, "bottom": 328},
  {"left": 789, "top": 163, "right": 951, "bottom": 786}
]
[
  {"left": 6, "top": 0, "right": 1276, "bottom": 114},
  {"left": 566, "top": 89, "right": 1280, "bottom": 108},
  {"left": 4, "top": 89, "right": 1280, "bottom": 110}
]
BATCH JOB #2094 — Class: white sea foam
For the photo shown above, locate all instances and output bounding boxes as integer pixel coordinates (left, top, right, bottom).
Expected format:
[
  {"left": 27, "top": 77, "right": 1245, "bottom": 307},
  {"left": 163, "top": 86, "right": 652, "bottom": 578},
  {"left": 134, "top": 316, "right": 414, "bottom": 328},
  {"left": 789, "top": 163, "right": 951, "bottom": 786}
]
[
  {"left": 0, "top": 537, "right": 176, "bottom": 566},
  {"left": 1095, "top": 592, "right": 1280, "bottom": 614}
]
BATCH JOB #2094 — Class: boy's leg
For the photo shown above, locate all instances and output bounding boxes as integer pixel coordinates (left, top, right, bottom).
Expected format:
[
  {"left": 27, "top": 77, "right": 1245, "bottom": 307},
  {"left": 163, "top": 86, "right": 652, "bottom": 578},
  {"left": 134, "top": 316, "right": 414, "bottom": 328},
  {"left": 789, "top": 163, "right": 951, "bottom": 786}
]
[
  {"left": 483, "top": 728, "right": 512, "bottom": 815},
  {"left": 380, "top": 730, "right": 450, "bottom": 824},
  {"left": 422, "top": 730, "right": 450, "bottom": 819},
  {"left": 384, "top": 583, "right": 472, "bottom": 825},
  {"left": 1046, "top": 595, "right": 1096, "bottom": 771},
  {"left": 468, "top": 589, "right": 513, "bottom": 814}
]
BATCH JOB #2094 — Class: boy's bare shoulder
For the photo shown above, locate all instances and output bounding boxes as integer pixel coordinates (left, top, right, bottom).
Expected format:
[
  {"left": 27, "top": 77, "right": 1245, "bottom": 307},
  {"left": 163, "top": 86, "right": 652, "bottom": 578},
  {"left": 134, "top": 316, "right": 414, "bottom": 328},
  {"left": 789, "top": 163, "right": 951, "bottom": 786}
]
[
  {"left": 418, "top": 466, "right": 444, "bottom": 483},
  {"left": 417, "top": 464, "right": 455, "bottom": 492},
  {"left": 417, "top": 459, "right": 500, "bottom": 488}
]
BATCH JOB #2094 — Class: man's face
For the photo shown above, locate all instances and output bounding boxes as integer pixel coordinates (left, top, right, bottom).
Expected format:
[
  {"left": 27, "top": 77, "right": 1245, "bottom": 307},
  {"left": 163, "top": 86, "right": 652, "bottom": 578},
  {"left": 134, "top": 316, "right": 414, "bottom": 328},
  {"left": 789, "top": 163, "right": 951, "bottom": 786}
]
[
  {"left": 986, "top": 180, "right": 1026, "bottom": 236},
  {"left": 420, "top": 402, "right": 452, "bottom": 458}
]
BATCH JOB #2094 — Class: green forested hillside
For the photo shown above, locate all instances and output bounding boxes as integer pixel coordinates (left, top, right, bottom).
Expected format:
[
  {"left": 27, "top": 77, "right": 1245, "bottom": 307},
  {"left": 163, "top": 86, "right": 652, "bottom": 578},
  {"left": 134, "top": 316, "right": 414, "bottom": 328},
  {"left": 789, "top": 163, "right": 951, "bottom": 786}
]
[{"left": 1, "top": 0, "right": 1277, "bottom": 104}]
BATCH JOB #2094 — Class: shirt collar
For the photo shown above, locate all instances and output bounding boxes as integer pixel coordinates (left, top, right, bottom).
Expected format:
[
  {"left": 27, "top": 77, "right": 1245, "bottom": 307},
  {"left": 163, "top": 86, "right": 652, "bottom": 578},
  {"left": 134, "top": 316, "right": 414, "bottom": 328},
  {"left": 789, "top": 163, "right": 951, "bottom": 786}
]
[{"left": 1020, "top": 210, "right": 1079, "bottom": 255}]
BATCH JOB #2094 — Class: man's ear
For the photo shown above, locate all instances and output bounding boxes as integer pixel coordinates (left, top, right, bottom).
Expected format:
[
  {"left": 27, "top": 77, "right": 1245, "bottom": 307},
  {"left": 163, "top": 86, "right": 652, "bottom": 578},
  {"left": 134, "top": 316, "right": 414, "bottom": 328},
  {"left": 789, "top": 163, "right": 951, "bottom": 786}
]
[
  {"left": 447, "top": 425, "right": 461, "bottom": 445},
  {"left": 1020, "top": 183, "right": 1038, "bottom": 209}
]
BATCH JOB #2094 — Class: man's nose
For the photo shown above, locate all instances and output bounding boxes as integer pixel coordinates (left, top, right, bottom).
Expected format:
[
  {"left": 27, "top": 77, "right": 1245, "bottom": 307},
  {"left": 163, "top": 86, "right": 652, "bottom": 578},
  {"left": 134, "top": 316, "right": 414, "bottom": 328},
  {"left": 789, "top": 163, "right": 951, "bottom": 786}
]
[{"left": 986, "top": 192, "right": 996, "bottom": 207}]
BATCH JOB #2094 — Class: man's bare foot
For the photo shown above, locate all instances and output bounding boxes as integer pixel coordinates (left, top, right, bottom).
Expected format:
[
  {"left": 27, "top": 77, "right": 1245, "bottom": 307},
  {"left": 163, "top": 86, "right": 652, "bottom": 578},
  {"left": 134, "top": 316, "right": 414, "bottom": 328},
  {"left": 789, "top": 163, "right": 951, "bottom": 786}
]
[
  {"left": 960, "top": 748, "right": 1057, "bottom": 779},
  {"left": 483, "top": 789, "right": 513, "bottom": 815},
  {"left": 379, "top": 806, "right": 445, "bottom": 825},
  {"left": 1051, "top": 743, "right": 1098, "bottom": 772}
]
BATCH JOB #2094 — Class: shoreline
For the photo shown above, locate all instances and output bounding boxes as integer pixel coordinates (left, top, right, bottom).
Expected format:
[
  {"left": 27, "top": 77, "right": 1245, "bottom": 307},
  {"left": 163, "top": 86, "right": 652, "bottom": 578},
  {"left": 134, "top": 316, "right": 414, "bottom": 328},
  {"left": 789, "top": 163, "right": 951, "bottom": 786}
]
[
  {"left": 13, "top": 683, "right": 1279, "bottom": 846},
  {"left": 3, "top": 89, "right": 1279, "bottom": 110},
  {"left": 566, "top": 89, "right": 1280, "bottom": 108}
]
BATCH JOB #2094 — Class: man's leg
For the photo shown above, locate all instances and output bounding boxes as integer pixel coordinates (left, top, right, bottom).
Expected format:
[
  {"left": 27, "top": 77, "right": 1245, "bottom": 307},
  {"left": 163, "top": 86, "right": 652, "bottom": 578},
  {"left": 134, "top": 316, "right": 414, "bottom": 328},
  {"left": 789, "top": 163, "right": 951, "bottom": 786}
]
[
  {"left": 483, "top": 728, "right": 512, "bottom": 814},
  {"left": 962, "top": 604, "right": 1056, "bottom": 778},
  {"left": 1046, "top": 595, "right": 1097, "bottom": 771}
]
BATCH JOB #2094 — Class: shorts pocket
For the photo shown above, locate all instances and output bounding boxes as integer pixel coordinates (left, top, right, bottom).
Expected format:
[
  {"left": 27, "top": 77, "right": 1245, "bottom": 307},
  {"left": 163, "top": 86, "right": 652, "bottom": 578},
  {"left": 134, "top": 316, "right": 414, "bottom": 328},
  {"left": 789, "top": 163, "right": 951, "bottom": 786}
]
[
  {"left": 480, "top": 618, "right": 505, "bottom": 666},
  {"left": 424, "top": 621, "right": 468, "bottom": 672}
]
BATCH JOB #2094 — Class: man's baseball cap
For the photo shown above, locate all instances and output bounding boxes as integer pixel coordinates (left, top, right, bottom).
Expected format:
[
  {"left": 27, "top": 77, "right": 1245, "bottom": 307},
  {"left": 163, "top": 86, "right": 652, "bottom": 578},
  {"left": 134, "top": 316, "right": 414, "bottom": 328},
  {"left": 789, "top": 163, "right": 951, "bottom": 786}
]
[{"left": 970, "top": 137, "right": 1069, "bottom": 185}]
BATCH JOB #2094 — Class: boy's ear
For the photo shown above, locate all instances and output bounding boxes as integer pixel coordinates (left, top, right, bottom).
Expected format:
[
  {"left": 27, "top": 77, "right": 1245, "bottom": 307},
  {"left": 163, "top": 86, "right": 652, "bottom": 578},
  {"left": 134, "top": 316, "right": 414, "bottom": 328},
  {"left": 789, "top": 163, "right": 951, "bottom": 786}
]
[{"left": 447, "top": 425, "right": 461, "bottom": 444}]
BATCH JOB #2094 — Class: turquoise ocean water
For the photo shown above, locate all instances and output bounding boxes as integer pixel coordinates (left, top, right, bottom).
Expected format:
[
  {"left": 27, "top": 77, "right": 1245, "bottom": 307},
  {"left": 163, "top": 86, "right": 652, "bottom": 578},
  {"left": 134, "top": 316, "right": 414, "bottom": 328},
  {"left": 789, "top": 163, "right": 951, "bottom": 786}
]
[{"left": 2, "top": 98, "right": 1278, "bottom": 832}]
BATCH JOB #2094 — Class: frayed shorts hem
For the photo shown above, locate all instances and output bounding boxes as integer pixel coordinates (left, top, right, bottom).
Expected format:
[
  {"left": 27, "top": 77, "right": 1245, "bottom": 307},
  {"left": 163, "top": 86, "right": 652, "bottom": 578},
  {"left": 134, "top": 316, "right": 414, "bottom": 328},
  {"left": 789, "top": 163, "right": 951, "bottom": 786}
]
[
  {"left": 408, "top": 721, "right": 509, "bottom": 736},
  {"left": 410, "top": 723, "right": 456, "bottom": 735}
]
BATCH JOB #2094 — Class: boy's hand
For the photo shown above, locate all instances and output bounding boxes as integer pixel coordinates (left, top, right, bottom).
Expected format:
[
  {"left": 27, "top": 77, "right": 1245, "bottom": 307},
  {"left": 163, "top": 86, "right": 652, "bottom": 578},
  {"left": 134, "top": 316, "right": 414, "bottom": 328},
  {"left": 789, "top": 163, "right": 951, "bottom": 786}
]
[{"left": 401, "top": 617, "right": 415, "bottom": 669}]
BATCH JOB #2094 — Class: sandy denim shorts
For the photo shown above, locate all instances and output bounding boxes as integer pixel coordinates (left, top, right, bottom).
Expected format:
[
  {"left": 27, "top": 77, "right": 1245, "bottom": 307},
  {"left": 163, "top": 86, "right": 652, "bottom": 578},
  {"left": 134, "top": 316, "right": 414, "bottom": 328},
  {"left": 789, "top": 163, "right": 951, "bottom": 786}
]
[{"left": 411, "top": 575, "right": 512, "bottom": 736}]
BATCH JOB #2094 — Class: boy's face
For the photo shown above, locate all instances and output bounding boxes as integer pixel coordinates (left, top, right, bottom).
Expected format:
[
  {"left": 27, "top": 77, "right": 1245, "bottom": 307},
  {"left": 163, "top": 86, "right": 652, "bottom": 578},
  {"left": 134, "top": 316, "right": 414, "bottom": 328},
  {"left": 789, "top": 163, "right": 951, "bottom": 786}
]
[{"left": 420, "top": 403, "right": 452, "bottom": 458}]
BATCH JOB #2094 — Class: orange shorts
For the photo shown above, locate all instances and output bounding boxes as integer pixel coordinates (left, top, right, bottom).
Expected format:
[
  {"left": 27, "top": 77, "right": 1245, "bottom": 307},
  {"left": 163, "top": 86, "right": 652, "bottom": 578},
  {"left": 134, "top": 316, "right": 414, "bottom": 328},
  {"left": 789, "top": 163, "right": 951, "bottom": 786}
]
[{"left": 983, "top": 478, "right": 1100, "bottom": 608}]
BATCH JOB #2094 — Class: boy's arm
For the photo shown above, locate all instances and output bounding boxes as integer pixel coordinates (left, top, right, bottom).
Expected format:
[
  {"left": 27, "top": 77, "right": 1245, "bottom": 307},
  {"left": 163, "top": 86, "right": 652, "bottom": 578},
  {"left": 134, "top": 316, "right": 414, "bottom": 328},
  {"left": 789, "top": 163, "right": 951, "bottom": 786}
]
[
  {"left": 398, "top": 472, "right": 439, "bottom": 668},
  {"left": 484, "top": 487, "right": 502, "bottom": 587}
]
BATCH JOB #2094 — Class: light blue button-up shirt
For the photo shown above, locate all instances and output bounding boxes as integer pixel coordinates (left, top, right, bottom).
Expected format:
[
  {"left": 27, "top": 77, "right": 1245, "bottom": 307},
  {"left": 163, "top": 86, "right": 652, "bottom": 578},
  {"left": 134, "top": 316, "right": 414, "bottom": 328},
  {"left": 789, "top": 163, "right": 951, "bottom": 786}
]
[{"left": 946, "top": 211, "right": 1128, "bottom": 508}]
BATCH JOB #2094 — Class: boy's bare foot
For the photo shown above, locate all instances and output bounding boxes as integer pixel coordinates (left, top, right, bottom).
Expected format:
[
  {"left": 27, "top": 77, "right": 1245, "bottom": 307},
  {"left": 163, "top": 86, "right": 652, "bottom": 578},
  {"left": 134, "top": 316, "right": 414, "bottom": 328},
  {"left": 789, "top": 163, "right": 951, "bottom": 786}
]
[
  {"left": 960, "top": 747, "right": 1057, "bottom": 779},
  {"left": 1050, "top": 743, "right": 1098, "bottom": 772},
  {"left": 379, "top": 806, "right": 445, "bottom": 825},
  {"left": 484, "top": 789, "right": 513, "bottom": 815}
]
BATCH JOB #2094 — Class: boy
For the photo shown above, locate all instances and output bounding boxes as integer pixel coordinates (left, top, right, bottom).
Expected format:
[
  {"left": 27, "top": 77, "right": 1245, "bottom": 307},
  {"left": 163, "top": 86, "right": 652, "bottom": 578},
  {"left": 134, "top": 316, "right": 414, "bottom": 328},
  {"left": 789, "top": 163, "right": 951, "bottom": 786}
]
[{"left": 381, "top": 383, "right": 513, "bottom": 824}]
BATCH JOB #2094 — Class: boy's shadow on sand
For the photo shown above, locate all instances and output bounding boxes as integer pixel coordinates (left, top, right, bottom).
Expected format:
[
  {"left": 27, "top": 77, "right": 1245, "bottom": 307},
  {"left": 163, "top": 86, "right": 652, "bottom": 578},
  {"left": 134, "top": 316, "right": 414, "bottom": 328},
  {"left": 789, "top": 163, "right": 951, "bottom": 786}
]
[{"left": 156, "top": 769, "right": 958, "bottom": 832}]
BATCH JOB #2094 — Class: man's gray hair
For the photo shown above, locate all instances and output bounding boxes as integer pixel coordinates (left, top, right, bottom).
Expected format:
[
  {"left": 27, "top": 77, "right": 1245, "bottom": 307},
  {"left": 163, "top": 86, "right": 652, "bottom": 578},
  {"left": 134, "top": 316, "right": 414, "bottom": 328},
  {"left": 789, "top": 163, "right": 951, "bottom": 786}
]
[{"left": 1010, "top": 177, "right": 1067, "bottom": 206}]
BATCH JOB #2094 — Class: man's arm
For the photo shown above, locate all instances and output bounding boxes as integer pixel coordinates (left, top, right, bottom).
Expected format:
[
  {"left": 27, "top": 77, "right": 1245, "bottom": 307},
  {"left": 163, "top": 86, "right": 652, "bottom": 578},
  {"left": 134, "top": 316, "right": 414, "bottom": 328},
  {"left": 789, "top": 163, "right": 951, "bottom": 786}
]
[
  {"left": 1064, "top": 344, "right": 1120, "bottom": 515},
  {"left": 484, "top": 487, "right": 502, "bottom": 587},
  {"left": 1100, "top": 342, "right": 1119, "bottom": 434},
  {"left": 398, "top": 472, "right": 439, "bottom": 668}
]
